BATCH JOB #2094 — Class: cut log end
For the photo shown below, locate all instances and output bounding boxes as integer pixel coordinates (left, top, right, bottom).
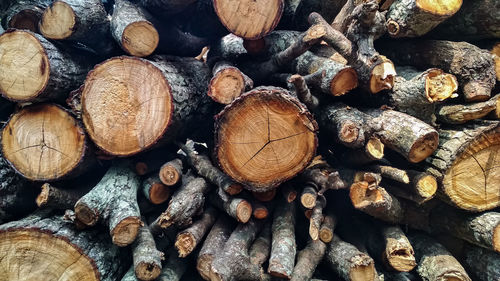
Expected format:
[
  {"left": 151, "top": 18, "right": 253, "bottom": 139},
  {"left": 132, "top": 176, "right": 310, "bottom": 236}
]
[
  {"left": 213, "top": 0, "right": 284, "bottom": 39},
  {"left": 136, "top": 261, "right": 162, "bottom": 281},
  {"left": 425, "top": 69, "right": 458, "bottom": 102},
  {"left": 39, "top": 1, "right": 76, "bottom": 40},
  {"left": 443, "top": 125, "right": 500, "bottom": 211},
  {"left": 215, "top": 88, "right": 317, "bottom": 191},
  {"left": 9, "top": 10, "right": 40, "bottom": 32},
  {"left": 0, "top": 230, "right": 99, "bottom": 281},
  {"left": 349, "top": 182, "right": 383, "bottom": 209},
  {"left": 369, "top": 57, "right": 396, "bottom": 94},
  {"left": 494, "top": 226, "right": 500, "bottom": 252},
  {"left": 159, "top": 164, "right": 181, "bottom": 187},
  {"left": 197, "top": 255, "right": 213, "bottom": 281},
  {"left": 463, "top": 81, "right": 493, "bottom": 102},
  {"left": 319, "top": 228, "right": 333, "bottom": 243},
  {"left": 1, "top": 104, "right": 86, "bottom": 181},
  {"left": 0, "top": 30, "right": 49, "bottom": 102},
  {"left": 300, "top": 192, "right": 317, "bottom": 209},
  {"left": 253, "top": 205, "right": 269, "bottom": 220},
  {"left": 331, "top": 68, "right": 358, "bottom": 96},
  {"left": 339, "top": 120, "right": 360, "bottom": 145},
  {"left": 36, "top": 183, "right": 52, "bottom": 207},
  {"left": 416, "top": 174, "right": 437, "bottom": 198},
  {"left": 111, "top": 216, "right": 142, "bottom": 247},
  {"left": 175, "top": 232, "right": 195, "bottom": 258},
  {"left": 408, "top": 131, "right": 439, "bottom": 163},
  {"left": 236, "top": 200, "right": 252, "bottom": 223},
  {"left": 81, "top": 56, "right": 173, "bottom": 156},
  {"left": 366, "top": 137, "right": 385, "bottom": 160},
  {"left": 208, "top": 68, "right": 246, "bottom": 104},
  {"left": 122, "top": 21, "right": 159, "bottom": 57},
  {"left": 148, "top": 183, "right": 170, "bottom": 205},
  {"left": 385, "top": 249, "right": 417, "bottom": 272},
  {"left": 349, "top": 257, "right": 376, "bottom": 281},
  {"left": 416, "top": 0, "right": 463, "bottom": 16}
]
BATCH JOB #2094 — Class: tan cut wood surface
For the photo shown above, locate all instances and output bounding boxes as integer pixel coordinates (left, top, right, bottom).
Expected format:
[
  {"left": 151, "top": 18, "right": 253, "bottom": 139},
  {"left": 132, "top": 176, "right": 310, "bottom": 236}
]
[
  {"left": 416, "top": 0, "right": 462, "bottom": 16},
  {"left": 1, "top": 104, "right": 86, "bottom": 181},
  {"left": 81, "top": 56, "right": 172, "bottom": 156},
  {"left": 0, "top": 30, "right": 49, "bottom": 101},
  {"left": 39, "top": 1, "right": 76, "bottom": 39},
  {"left": 122, "top": 21, "right": 159, "bottom": 57}
]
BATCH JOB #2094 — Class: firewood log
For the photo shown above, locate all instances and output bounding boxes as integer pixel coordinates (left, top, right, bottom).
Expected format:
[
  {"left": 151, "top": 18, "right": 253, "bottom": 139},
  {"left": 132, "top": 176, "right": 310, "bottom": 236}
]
[
  {"left": 373, "top": 226, "right": 416, "bottom": 272},
  {"left": 436, "top": 94, "right": 500, "bottom": 125},
  {"left": 74, "top": 161, "right": 142, "bottom": 246},
  {"left": 0, "top": 30, "right": 91, "bottom": 102},
  {"left": 309, "top": 194, "right": 326, "bottom": 240},
  {"left": 319, "top": 211, "right": 337, "bottom": 243},
  {"left": 39, "top": 0, "right": 114, "bottom": 55},
  {"left": 378, "top": 39, "right": 496, "bottom": 102},
  {"left": 215, "top": 86, "right": 317, "bottom": 191},
  {"left": 36, "top": 182, "right": 85, "bottom": 209},
  {"left": 385, "top": 0, "right": 462, "bottom": 37},
  {"left": 0, "top": 210, "right": 128, "bottom": 280},
  {"left": 462, "top": 243, "right": 500, "bottom": 281},
  {"left": 210, "top": 187, "right": 252, "bottom": 223},
  {"left": 80, "top": 56, "right": 212, "bottom": 156},
  {"left": 424, "top": 121, "right": 500, "bottom": 211},
  {"left": 1, "top": 104, "right": 94, "bottom": 181},
  {"left": 142, "top": 174, "right": 170, "bottom": 205},
  {"left": 207, "top": 61, "right": 253, "bottom": 104},
  {"left": 155, "top": 249, "right": 188, "bottom": 281},
  {"left": 249, "top": 221, "right": 271, "bottom": 266},
  {"left": 290, "top": 239, "right": 327, "bottom": 281},
  {"left": 0, "top": 0, "right": 51, "bottom": 32},
  {"left": 158, "top": 158, "right": 182, "bottom": 187},
  {"left": 130, "top": 218, "right": 164, "bottom": 281},
  {"left": 175, "top": 207, "right": 218, "bottom": 257},
  {"left": 268, "top": 199, "right": 296, "bottom": 278}
]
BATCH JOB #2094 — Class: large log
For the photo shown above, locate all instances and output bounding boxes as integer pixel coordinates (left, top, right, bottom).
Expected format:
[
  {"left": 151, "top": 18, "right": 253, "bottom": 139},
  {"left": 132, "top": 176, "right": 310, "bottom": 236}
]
[
  {"left": 462, "top": 243, "right": 500, "bottom": 281},
  {"left": 425, "top": 121, "right": 500, "bottom": 211},
  {"left": 0, "top": 210, "right": 127, "bottom": 281},
  {"left": 1, "top": 104, "right": 93, "bottom": 181},
  {"left": 0, "top": 30, "right": 90, "bottom": 102},
  {"left": 215, "top": 86, "right": 317, "bottom": 191},
  {"left": 80, "top": 56, "right": 212, "bottom": 156}
]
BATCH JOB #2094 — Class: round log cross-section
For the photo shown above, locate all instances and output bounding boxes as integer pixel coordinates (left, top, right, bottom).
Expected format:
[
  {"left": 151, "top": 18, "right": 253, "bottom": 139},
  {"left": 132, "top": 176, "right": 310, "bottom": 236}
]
[
  {"left": 1, "top": 104, "right": 89, "bottom": 181},
  {"left": 215, "top": 87, "right": 317, "bottom": 191}
]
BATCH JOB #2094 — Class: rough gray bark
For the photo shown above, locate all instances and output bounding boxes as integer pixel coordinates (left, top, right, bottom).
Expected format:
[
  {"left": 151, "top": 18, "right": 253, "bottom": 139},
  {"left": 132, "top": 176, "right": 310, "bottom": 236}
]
[
  {"left": 142, "top": 174, "right": 170, "bottom": 205},
  {"left": 462, "top": 243, "right": 500, "bottom": 281},
  {"left": 74, "top": 161, "right": 142, "bottom": 247},
  {"left": 156, "top": 249, "right": 188, "bottom": 281},
  {"left": 131, "top": 219, "right": 164, "bottom": 281},
  {"left": 268, "top": 200, "right": 296, "bottom": 278},
  {"left": 175, "top": 207, "right": 218, "bottom": 257},
  {"left": 290, "top": 239, "right": 327, "bottom": 281},
  {"left": 249, "top": 221, "right": 271, "bottom": 266}
]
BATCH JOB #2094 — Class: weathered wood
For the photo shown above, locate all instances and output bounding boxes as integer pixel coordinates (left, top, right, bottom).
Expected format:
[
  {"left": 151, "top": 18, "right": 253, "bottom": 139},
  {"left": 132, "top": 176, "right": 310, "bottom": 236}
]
[
  {"left": 131, "top": 218, "right": 164, "bottom": 281},
  {"left": 379, "top": 226, "right": 416, "bottom": 272},
  {"left": 1, "top": 0, "right": 51, "bottom": 32},
  {"left": 309, "top": 195, "right": 326, "bottom": 241},
  {"left": 159, "top": 158, "right": 183, "bottom": 187},
  {"left": 290, "top": 239, "right": 327, "bottom": 281},
  {"left": 0, "top": 30, "right": 91, "bottom": 102},
  {"left": 175, "top": 207, "right": 218, "bottom": 257},
  {"left": 436, "top": 94, "right": 500, "bottom": 125},
  {"left": 74, "top": 161, "right": 142, "bottom": 246},
  {"left": 156, "top": 249, "right": 188, "bottom": 281},
  {"left": 462, "top": 243, "right": 500, "bottom": 281},
  {"left": 249, "top": 221, "right": 271, "bottom": 266},
  {"left": 0, "top": 210, "right": 127, "bottom": 281},
  {"left": 36, "top": 183, "right": 82, "bottom": 209},
  {"left": 142, "top": 174, "right": 170, "bottom": 205},
  {"left": 268, "top": 199, "right": 296, "bottom": 278},
  {"left": 208, "top": 61, "right": 253, "bottom": 104},
  {"left": 210, "top": 187, "right": 252, "bottom": 223}
]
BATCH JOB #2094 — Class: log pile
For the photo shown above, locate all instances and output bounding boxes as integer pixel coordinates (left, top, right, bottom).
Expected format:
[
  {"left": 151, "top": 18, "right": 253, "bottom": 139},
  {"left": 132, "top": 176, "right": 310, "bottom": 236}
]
[{"left": 0, "top": 0, "right": 499, "bottom": 280}]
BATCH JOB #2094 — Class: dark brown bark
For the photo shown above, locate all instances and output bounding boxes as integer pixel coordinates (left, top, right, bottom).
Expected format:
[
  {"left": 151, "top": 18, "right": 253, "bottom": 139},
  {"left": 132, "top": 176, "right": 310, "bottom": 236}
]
[
  {"left": 436, "top": 94, "right": 500, "bottom": 125},
  {"left": 268, "top": 199, "right": 296, "bottom": 278},
  {"left": 175, "top": 207, "right": 218, "bottom": 257},
  {"left": 290, "top": 239, "right": 327, "bottom": 281},
  {"left": 159, "top": 158, "right": 183, "bottom": 187},
  {"left": 252, "top": 189, "right": 276, "bottom": 202},
  {"left": 74, "top": 161, "right": 142, "bottom": 247}
]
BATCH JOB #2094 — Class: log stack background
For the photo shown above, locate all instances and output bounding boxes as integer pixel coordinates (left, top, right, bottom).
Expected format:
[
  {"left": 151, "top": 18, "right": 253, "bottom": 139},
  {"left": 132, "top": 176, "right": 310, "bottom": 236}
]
[{"left": 0, "top": 0, "right": 499, "bottom": 280}]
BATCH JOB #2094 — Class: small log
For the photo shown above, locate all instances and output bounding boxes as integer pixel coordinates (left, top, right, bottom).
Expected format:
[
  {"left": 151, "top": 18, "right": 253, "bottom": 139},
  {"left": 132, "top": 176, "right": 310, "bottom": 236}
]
[
  {"left": 2, "top": 104, "right": 94, "bottom": 181},
  {"left": 156, "top": 173, "right": 210, "bottom": 228},
  {"left": 385, "top": 0, "right": 462, "bottom": 37},
  {"left": 179, "top": 140, "right": 242, "bottom": 195},
  {"left": 0, "top": 210, "right": 127, "bottom": 280},
  {"left": 212, "top": 0, "right": 284, "bottom": 39},
  {"left": 268, "top": 200, "right": 296, "bottom": 278},
  {"left": 324, "top": 234, "right": 377, "bottom": 281},
  {"left": 1, "top": 0, "right": 51, "bottom": 32},
  {"left": 309, "top": 195, "right": 326, "bottom": 241},
  {"left": 210, "top": 187, "right": 252, "bottom": 223},
  {"left": 319, "top": 212, "right": 337, "bottom": 243},
  {"left": 436, "top": 94, "right": 500, "bottom": 125},
  {"left": 408, "top": 232, "right": 471, "bottom": 281},
  {"left": 379, "top": 226, "right": 416, "bottom": 272},
  {"left": 281, "top": 183, "right": 298, "bottom": 203},
  {"left": 134, "top": 148, "right": 175, "bottom": 176},
  {"left": 424, "top": 121, "right": 500, "bottom": 211},
  {"left": 252, "top": 189, "right": 276, "bottom": 202},
  {"left": 429, "top": 205, "right": 500, "bottom": 253},
  {"left": 39, "top": 0, "right": 114, "bottom": 54},
  {"left": 290, "top": 0, "right": 346, "bottom": 30},
  {"left": 158, "top": 158, "right": 183, "bottom": 187},
  {"left": 142, "top": 174, "right": 170, "bottom": 205},
  {"left": 300, "top": 186, "right": 317, "bottom": 209},
  {"left": 156, "top": 249, "right": 189, "bottom": 281},
  {"left": 131, "top": 218, "right": 164, "bottom": 281},
  {"left": 111, "top": 0, "right": 159, "bottom": 57},
  {"left": 301, "top": 166, "right": 347, "bottom": 194},
  {"left": 74, "top": 161, "right": 142, "bottom": 246},
  {"left": 81, "top": 56, "right": 212, "bottom": 156},
  {"left": 36, "top": 183, "right": 81, "bottom": 209},
  {"left": 249, "top": 221, "right": 271, "bottom": 266},
  {"left": 429, "top": 0, "right": 500, "bottom": 40},
  {"left": 0, "top": 30, "right": 90, "bottom": 102},
  {"left": 378, "top": 39, "right": 496, "bottom": 102},
  {"left": 289, "top": 74, "right": 319, "bottom": 110},
  {"left": 210, "top": 219, "right": 268, "bottom": 281},
  {"left": 251, "top": 201, "right": 270, "bottom": 220},
  {"left": 175, "top": 207, "right": 218, "bottom": 257},
  {"left": 290, "top": 239, "right": 327, "bottom": 281},
  {"left": 197, "top": 216, "right": 234, "bottom": 280},
  {"left": 208, "top": 61, "right": 253, "bottom": 104},
  {"left": 215, "top": 86, "right": 318, "bottom": 191},
  {"left": 462, "top": 243, "right": 500, "bottom": 281}
]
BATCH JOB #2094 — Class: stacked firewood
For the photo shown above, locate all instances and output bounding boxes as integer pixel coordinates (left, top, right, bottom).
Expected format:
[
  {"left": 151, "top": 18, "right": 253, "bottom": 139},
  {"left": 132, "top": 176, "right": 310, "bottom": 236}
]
[{"left": 0, "top": 0, "right": 499, "bottom": 280}]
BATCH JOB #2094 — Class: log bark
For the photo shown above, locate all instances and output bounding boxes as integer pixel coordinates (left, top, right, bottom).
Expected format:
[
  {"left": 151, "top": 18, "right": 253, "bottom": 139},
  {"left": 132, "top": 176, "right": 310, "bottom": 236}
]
[
  {"left": 1, "top": 0, "right": 51, "bottom": 32},
  {"left": 197, "top": 216, "right": 234, "bottom": 280},
  {"left": 385, "top": 0, "right": 462, "bottom": 37},
  {"left": 249, "top": 221, "right": 271, "bottom": 266},
  {"left": 429, "top": 0, "right": 500, "bottom": 40},
  {"left": 142, "top": 174, "right": 170, "bottom": 205},
  {"left": 36, "top": 183, "right": 82, "bottom": 209},
  {"left": 1, "top": 103, "right": 94, "bottom": 181},
  {"left": 462, "top": 243, "right": 500, "bottom": 281},
  {"left": 131, "top": 219, "right": 164, "bottom": 281},
  {"left": 290, "top": 239, "right": 327, "bottom": 281},
  {"left": 156, "top": 249, "right": 188, "bottom": 281},
  {"left": 39, "top": 0, "right": 114, "bottom": 55},
  {"left": 212, "top": 0, "right": 284, "bottom": 39},
  {"left": 436, "top": 94, "right": 500, "bottom": 125},
  {"left": 408, "top": 232, "right": 471, "bottom": 281},
  {"left": 300, "top": 186, "right": 317, "bottom": 209},
  {"left": 324, "top": 234, "right": 377, "bottom": 281},
  {"left": 281, "top": 183, "right": 298, "bottom": 203},
  {"left": 215, "top": 86, "right": 318, "bottom": 191},
  {"left": 268, "top": 200, "right": 296, "bottom": 278},
  {"left": 309, "top": 194, "right": 326, "bottom": 241},
  {"left": 156, "top": 173, "right": 210, "bottom": 228},
  {"left": 319, "top": 212, "right": 337, "bottom": 243},
  {"left": 159, "top": 158, "right": 183, "bottom": 187},
  {"left": 424, "top": 121, "right": 500, "bottom": 211},
  {"left": 175, "top": 207, "right": 218, "bottom": 257},
  {"left": 208, "top": 61, "right": 253, "bottom": 104},
  {"left": 74, "top": 161, "right": 142, "bottom": 246},
  {"left": 0, "top": 210, "right": 127, "bottom": 281},
  {"left": 378, "top": 39, "right": 496, "bottom": 102},
  {"left": 0, "top": 30, "right": 91, "bottom": 102},
  {"left": 210, "top": 187, "right": 252, "bottom": 223},
  {"left": 378, "top": 226, "right": 416, "bottom": 272},
  {"left": 81, "top": 55, "right": 212, "bottom": 156}
]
